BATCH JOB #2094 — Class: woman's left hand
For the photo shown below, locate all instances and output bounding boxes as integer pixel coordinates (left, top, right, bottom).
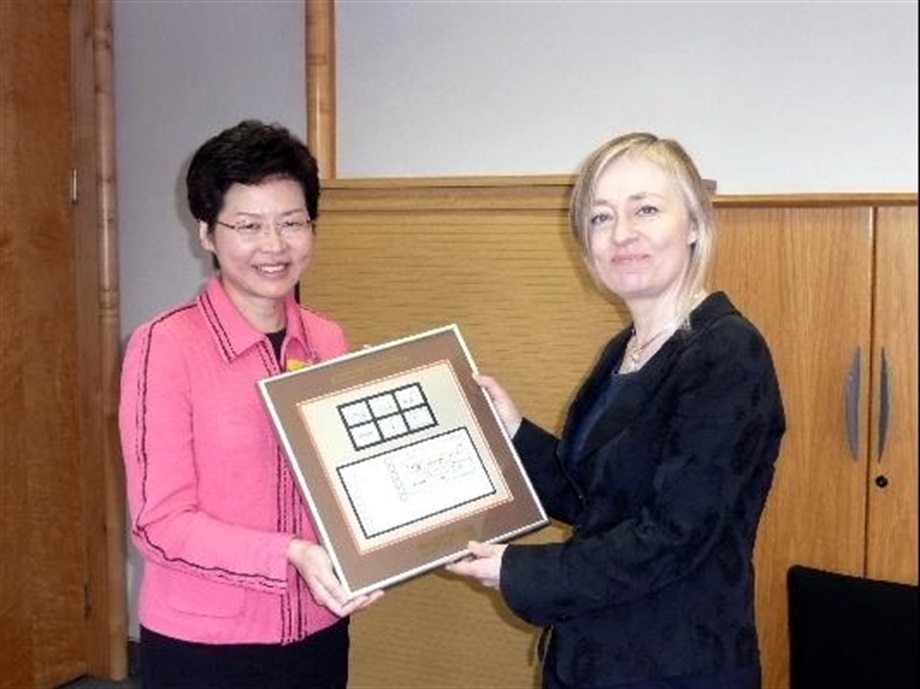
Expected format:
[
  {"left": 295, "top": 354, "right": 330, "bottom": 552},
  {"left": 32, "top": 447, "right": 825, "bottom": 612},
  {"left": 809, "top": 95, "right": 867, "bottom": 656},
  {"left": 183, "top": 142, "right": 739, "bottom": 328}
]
[
  {"left": 287, "top": 539, "right": 383, "bottom": 616},
  {"left": 445, "top": 540, "right": 507, "bottom": 589}
]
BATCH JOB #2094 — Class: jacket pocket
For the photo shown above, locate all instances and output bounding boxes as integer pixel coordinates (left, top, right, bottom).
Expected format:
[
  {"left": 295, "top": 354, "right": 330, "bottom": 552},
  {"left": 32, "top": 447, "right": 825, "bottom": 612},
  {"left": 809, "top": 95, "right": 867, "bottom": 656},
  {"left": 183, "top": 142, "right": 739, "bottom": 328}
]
[{"left": 167, "top": 574, "right": 245, "bottom": 618}]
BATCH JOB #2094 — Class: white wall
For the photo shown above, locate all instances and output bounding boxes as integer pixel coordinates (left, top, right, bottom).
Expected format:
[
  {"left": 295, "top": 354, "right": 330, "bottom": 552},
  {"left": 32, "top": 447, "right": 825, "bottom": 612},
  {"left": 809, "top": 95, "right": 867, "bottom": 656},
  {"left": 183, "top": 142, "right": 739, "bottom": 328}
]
[
  {"left": 336, "top": 0, "right": 918, "bottom": 193},
  {"left": 115, "top": 0, "right": 306, "bottom": 339},
  {"left": 114, "top": 0, "right": 917, "bottom": 640}
]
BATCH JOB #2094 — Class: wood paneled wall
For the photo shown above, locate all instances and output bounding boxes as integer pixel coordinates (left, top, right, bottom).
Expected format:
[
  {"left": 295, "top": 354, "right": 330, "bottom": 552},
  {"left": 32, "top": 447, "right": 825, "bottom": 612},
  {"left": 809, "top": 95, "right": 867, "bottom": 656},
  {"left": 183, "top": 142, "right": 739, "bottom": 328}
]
[{"left": 300, "top": 177, "right": 916, "bottom": 689}]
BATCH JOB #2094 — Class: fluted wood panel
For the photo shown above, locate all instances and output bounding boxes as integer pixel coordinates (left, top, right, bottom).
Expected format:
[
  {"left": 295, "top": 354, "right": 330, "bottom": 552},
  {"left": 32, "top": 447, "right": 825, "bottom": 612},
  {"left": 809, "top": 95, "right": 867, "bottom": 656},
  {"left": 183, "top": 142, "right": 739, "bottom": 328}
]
[
  {"left": 303, "top": 179, "right": 619, "bottom": 689},
  {"left": 306, "top": 180, "right": 629, "bottom": 435},
  {"left": 300, "top": 178, "right": 917, "bottom": 689}
]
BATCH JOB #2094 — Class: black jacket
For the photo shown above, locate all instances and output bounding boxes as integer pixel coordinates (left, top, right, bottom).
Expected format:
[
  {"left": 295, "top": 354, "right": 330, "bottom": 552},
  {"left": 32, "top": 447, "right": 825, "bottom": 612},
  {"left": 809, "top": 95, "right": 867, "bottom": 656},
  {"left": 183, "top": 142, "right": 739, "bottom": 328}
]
[{"left": 501, "top": 292, "right": 786, "bottom": 687}]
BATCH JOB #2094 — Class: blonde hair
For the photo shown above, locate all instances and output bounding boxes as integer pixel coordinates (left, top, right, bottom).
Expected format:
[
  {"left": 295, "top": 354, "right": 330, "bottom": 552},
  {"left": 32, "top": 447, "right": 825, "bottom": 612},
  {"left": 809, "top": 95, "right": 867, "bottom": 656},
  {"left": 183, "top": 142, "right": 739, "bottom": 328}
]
[{"left": 569, "top": 132, "right": 715, "bottom": 321}]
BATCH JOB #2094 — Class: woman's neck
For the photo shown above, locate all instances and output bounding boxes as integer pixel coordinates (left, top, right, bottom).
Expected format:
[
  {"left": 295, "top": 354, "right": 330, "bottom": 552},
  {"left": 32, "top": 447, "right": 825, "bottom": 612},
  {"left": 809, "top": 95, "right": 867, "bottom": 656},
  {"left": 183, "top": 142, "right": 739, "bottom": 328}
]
[
  {"left": 628, "top": 290, "right": 707, "bottom": 342},
  {"left": 247, "top": 302, "right": 286, "bottom": 334},
  {"left": 628, "top": 298, "right": 682, "bottom": 344},
  {"left": 220, "top": 280, "right": 287, "bottom": 333}
]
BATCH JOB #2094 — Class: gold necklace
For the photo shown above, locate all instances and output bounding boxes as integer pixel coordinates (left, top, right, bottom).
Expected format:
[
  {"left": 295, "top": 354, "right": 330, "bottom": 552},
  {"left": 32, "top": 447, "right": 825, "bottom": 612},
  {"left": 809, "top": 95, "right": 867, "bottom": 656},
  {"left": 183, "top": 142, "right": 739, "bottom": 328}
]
[{"left": 622, "top": 318, "right": 681, "bottom": 373}]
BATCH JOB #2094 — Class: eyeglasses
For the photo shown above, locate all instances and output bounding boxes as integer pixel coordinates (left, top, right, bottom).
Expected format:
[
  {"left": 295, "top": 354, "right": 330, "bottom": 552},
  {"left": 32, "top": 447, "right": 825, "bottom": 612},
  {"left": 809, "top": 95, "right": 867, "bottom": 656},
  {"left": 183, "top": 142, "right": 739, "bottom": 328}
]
[{"left": 215, "top": 217, "right": 314, "bottom": 239}]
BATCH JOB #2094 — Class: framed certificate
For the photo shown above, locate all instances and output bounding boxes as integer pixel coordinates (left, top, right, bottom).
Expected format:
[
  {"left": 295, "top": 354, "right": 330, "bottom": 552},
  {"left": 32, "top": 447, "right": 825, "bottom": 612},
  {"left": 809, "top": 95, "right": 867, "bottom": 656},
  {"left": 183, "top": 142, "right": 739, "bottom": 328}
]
[{"left": 258, "top": 324, "right": 548, "bottom": 598}]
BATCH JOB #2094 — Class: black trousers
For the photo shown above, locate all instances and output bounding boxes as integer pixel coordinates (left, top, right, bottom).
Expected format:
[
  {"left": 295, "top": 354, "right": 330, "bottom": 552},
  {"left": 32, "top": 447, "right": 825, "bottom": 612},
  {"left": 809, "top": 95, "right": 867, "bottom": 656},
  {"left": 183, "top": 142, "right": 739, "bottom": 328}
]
[{"left": 140, "top": 618, "right": 349, "bottom": 689}]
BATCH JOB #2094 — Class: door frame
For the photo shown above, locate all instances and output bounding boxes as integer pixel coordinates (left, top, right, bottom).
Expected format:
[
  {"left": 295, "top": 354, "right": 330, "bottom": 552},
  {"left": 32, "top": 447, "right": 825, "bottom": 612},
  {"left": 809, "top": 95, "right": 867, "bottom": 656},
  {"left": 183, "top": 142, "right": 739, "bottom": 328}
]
[{"left": 71, "top": 0, "right": 127, "bottom": 679}]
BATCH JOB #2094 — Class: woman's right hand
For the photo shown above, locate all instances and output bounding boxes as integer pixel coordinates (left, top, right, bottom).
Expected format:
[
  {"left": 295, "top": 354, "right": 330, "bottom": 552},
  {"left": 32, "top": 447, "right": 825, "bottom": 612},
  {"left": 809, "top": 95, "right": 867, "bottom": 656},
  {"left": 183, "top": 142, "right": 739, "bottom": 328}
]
[
  {"left": 286, "top": 539, "right": 383, "bottom": 617},
  {"left": 474, "top": 373, "right": 522, "bottom": 438}
]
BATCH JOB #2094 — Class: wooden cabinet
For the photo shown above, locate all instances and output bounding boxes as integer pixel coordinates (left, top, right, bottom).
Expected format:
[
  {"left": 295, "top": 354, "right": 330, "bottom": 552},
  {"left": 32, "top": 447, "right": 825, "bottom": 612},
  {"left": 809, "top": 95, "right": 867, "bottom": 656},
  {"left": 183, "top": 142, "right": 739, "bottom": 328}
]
[
  {"left": 866, "top": 207, "right": 918, "bottom": 584},
  {"left": 710, "top": 201, "right": 917, "bottom": 689}
]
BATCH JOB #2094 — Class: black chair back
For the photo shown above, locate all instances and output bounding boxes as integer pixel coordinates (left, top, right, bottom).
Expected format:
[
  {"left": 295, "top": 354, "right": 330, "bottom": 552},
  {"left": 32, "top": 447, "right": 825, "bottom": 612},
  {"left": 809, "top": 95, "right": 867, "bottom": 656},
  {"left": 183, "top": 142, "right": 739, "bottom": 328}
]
[{"left": 787, "top": 565, "right": 918, "bottom": 689}]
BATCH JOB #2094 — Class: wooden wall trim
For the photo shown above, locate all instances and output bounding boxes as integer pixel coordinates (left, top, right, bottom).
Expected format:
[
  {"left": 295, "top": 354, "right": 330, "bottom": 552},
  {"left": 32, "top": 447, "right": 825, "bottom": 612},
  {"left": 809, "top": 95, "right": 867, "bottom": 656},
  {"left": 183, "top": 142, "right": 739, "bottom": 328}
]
[
  {"left": 323, "top": 174, "right": 578, "bottom": 190},
  {"left": 714, "top": 193, "right": 918, "bottom": 208},
  {"left": 319, "top": 176, "right": 917, "bottom": 213},
  {"left": 72, "top": 0, "right": 127, "bottom": 678},
  {"left": 94, "top": 0, "right": 127, "bottom": 678},
  {"left": 321, "top": 184, "right": 571, "bottom": 213},
  {"left": 306, "top": 0, "right": 336, "bottom": 179}
]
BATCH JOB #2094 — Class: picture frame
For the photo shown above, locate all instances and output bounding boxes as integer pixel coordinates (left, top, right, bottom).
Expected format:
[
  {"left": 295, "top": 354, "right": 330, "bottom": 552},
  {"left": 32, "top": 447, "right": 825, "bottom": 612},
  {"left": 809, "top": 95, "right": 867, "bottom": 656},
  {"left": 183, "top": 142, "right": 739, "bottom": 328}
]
[{"left": 258, "top": 324, "right": 548, "bottom": 598}]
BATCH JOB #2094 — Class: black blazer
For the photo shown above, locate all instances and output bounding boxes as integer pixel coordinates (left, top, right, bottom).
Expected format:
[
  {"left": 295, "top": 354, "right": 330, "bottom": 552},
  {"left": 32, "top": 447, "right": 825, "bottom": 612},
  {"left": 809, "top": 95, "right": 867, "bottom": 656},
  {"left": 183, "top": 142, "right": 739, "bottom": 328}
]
[{"left": 501, "top": 292, "right": 786, "bottom": 687}]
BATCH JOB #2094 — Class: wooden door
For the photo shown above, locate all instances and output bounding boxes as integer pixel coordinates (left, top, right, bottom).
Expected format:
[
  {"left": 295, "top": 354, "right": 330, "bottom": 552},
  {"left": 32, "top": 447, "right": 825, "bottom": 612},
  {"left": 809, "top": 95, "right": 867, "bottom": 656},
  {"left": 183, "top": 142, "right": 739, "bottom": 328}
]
[
  {"left": 866, "top": 207, "right": 918, "bottom": 584},
  {"left": 1, "top": 1, "right": 125, "bottom": 687},
  {"left": 0, "top": 1, "right": 88, "bottom": 687},
  {"left": 710, "top": 205, "right": 874, "bottom": 689}
]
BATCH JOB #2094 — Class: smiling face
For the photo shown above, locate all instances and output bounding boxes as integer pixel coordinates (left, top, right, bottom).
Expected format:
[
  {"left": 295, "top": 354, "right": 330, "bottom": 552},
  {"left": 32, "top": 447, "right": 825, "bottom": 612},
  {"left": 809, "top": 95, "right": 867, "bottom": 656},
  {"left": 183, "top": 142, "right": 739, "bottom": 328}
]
[
  {"left": 586, "top": 154, "right": 698, "bottom": 308},
  {"left": 199, "top": 177, "right": 313, "bottom": 330}
]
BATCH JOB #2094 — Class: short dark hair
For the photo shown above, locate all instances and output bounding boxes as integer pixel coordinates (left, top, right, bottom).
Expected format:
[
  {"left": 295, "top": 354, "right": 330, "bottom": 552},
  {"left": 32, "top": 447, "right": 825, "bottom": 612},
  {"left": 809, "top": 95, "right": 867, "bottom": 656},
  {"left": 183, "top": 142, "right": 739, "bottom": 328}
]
[{"left": 186, "top": 119, "right": 320, "bottom": 228}]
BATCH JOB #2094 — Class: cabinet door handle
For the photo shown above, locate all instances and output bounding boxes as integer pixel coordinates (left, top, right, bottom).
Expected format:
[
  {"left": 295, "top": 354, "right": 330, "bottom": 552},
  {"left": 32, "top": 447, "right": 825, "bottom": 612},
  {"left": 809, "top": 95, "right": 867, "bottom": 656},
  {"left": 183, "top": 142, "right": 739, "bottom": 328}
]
[
  {"left": 878, "top": 348, "right": 890, "bottom": 461},
  {"left": 845, "top": 348, "right": 860, "bottom": 460}
]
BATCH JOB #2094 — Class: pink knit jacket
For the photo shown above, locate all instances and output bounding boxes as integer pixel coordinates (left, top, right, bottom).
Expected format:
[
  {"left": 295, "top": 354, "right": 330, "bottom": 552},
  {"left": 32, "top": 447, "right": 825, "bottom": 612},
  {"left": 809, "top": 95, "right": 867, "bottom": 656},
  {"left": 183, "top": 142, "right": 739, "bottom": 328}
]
[{"left": 119, "top": 275, "right": 345, "bottom": 644}]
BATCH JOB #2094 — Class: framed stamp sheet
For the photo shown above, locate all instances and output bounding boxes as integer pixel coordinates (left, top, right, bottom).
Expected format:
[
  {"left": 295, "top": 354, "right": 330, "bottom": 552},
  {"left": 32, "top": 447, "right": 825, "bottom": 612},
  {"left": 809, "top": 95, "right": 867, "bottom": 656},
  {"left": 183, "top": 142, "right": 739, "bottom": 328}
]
[{"left": 258, "top": 324, "right": 548, "bottom": 598}]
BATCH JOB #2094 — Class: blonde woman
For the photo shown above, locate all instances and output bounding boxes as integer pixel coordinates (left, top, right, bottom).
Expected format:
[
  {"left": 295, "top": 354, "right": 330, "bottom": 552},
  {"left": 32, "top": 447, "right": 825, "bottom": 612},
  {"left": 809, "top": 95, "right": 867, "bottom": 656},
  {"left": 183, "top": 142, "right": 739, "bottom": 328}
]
[{"left": 449, "top": 133, "right": 784, "bottom": 689}]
